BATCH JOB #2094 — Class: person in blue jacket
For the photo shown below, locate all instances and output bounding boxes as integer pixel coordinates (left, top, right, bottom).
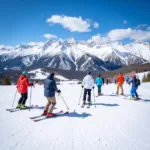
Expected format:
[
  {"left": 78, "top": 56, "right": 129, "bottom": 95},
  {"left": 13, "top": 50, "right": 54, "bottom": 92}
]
[
  {"left": 126, "top": 76, "right": 129, "bottom": 82},
  {"left": 43, "top": 72, "right": 61, "bottom": 117},
  {"left": 128, "top": 74, "right": 140, "bottom": 100},
  {"left": 95, "top": 75, "right": 103, "bottom": 96}
]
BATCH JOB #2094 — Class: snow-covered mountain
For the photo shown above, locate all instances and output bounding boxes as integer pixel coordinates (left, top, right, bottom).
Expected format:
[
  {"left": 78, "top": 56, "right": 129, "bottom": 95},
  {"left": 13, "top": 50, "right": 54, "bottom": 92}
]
[{"left": 0, "top": 38, "right": 149, "bottom": 72}]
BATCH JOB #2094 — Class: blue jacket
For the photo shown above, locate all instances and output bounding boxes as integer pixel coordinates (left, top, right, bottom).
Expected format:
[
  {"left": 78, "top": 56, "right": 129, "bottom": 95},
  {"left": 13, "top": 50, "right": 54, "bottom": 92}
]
[
  {"left": 128, "top": 77, "right": 138, "bottom": 87},
  {"left": 126, "top": 76, "right": 129, "bottom": 81},
  {"left": 95, "top": 77, "right": 103, "bottom": 86},
  {"left": 44, "top": 75, "right": 58, "bottom": 97}
]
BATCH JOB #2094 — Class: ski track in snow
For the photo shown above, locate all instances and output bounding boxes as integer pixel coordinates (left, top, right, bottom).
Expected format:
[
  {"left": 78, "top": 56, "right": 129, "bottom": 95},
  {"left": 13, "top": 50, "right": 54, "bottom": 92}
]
[{"left": 0, "top": 83, "right": 150, "bottom": 150}]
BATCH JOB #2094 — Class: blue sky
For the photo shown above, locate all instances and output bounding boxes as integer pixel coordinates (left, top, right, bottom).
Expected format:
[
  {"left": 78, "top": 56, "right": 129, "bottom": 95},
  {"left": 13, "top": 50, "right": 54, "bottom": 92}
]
[{"left": 0, "top": 0, "right": 150, "bottom": 46}]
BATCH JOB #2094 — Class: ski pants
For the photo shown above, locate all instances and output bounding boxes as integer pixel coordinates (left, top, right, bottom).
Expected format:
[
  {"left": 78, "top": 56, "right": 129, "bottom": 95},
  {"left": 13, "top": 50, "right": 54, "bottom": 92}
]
[
  {"left": 116, "top": 84, "right": 124, "bottom": 95},
  {"left": 45, "top": 97, "right": 56, "bottom": 113},
  {"left": 131, "top": 87, "right": 138, "bottom": 98},
  {"left": 83, "top": 89, "right": 91, "bottom": 102},
  {"left": 97, "top": 85, "right": 102, "bottom": 94},
  {"left": 18, "top": 93, "right": 28, "bottom": 105}
]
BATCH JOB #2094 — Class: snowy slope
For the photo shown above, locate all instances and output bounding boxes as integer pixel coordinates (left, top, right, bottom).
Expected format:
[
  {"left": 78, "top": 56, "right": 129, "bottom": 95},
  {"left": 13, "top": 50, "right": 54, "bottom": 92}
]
[{"left": 0, "top": 83, "right": 150, "bottom": 150}]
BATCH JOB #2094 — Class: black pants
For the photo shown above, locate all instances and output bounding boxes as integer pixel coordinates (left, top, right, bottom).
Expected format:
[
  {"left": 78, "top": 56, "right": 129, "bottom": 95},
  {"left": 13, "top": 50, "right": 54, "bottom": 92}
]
[
  {"left": 83, "top": 89, "right": 91, "bottom": 102},
  {"left": 18, "top": 93, "right": 28, "bottom": 105}
]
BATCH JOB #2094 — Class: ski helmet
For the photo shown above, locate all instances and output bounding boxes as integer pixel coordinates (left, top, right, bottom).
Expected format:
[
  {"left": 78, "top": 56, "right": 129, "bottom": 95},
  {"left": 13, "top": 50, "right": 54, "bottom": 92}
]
[{"left": 23, "top": 71, "right": 28, "bottom": 75}]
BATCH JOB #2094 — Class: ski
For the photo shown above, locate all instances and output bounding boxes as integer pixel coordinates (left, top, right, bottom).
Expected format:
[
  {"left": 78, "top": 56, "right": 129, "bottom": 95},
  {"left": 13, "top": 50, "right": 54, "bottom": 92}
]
[
  {"left": 6, "top": 108, "right": 20, "bottom": 112},
  {"left": 87, "top": 105, "right": 90, "bottom": 108},
  {"left": 33, "top": 111, "right": 69, "bottom": 122},
  {"left": 81, "top": 104, "right": 85, "bottom": 108}
]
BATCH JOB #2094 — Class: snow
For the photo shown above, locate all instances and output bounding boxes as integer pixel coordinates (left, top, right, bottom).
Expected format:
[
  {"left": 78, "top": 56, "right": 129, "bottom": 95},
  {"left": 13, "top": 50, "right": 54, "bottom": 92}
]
[
  {"left": 0, "top": 83, "right": 150, "bottom": 150},
  {"left": 29, "top": 69, "right": 69, "bottom": 80}
]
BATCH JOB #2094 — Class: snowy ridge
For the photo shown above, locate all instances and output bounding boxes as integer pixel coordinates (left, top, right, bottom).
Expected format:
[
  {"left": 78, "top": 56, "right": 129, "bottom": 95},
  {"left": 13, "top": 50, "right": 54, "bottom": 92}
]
[{"left": 0, "top": 39, "right": 149, "bottom": 72}]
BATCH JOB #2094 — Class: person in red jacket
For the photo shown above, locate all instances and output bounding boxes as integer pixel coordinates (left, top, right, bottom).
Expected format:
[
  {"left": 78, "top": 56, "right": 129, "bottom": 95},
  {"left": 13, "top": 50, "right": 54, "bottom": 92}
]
[
  {"left": 116, "top": 73, "right": 125, "bottom": 95},
  {"left": 16, "top": 71, "right": 33, "bottom": 109}
]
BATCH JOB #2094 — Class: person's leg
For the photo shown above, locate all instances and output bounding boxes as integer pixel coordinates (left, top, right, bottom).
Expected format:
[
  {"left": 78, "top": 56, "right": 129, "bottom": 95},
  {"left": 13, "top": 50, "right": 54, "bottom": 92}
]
[
  {"left": 99, "top": 85, "right": 102, "bottom": 94},
  {"left": 97, "top": 86, "right": 100, "bottom": 95},
  {"left": 18, "top": 94, "right": 23, "bottom": 104},
  {"left": 120, "top": 84, "right": 124, "bottom": 95},
  {"left": 44, "top": 97, "right": 51, "bottom": 112},
  {"left": 22, "top": 93, "right": 28, "bottom": 105},
  {"left": 87, "top": 89, "right": 91, "bottom": 104},
  {"left": 130, "top": 87, "right": 134, "bottom": 98},
  {"left": 116, "top": 84, "right": 119, "bottom": 94},
  {"left": 48, "top": 97, "right": 56, "bottom": 114},
  {"left": 134, "top": 87, "right": 139, "bottom": 98},
  {"left": 83, "top": 89, "right": 87, "bottom": 104}
]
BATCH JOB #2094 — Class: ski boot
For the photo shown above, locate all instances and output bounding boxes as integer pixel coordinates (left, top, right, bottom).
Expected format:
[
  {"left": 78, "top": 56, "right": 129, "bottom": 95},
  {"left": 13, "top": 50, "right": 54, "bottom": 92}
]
[
  {"left": 21, "top": 105, "right": 29, "bottom": 109},
  {"left": 16, "top": 104, "right": 21, "bottom": 108},
  {"left": 81, "top": 101, "right": 86, "bottom": 108},
  {"left": 42, "top": 110, "right": 47, "bottom": 116},
  {"left": 46, "top": 113, "right": 57, "bottom": 117},
  {"left": 130, "top": 97, "right": 136, "bottom": 100},
  {"left": 87, "top": 101, "right": 91, "bottom": 108}
]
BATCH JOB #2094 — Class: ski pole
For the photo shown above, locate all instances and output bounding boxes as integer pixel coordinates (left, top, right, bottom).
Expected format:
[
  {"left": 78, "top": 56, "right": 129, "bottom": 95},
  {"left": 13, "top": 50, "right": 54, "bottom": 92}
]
[
  {"left": 60, "top": 94, "right": 69, "bottom": 110},
  {"left": 29, "top": 86, "right": 32, "bottom": 111},
  {"left": 12, "top": 88, "right": 17, "bottom": 107},
  {"left": 78, "top": 88, "right": 83, "bottom": 105},
  {"left": 93, "top": 89, "right": 96, "bottom": 108}
]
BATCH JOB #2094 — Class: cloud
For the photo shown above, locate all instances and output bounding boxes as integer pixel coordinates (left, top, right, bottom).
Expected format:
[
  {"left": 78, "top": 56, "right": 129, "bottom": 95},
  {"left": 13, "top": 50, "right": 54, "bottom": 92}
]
[
  {"left": 46, "top": 15, "right": 98, "bottom": 32},
  {"left": 93, "top": 22, "right": 99, "bottom": 28},
  {"left": 147, "top": 26, "right": 150, "bottom": 30},
  {"left": 44, "top": 34, "right": 57, "bottom": 39},
  {"left": 136, "top": 24, "right": 148, "bottom": 29},
  {"left": 108, "top": 28, "right": 150, "bottom": 41},
  {"left": 88, "top": 34, "right": 110, "bottom": 44},
  {"left": 123, "top": 20, "right": 128, "bottom": 24},
  {"left": 28, "top": 42, "right": 43, "bottom": 46}
]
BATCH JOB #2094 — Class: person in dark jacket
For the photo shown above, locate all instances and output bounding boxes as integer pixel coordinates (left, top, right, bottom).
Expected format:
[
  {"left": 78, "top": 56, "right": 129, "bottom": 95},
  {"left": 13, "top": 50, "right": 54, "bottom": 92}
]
[
  {"left": 43, "top": 72, "right": 61, "bottom": 117},
  {"left": 128, "top": 74, "right": 139, "bottom": 100}
]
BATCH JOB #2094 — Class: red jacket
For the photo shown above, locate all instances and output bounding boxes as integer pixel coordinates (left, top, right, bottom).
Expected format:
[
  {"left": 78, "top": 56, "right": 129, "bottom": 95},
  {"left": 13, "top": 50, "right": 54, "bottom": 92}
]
[
  {"left": 17, "top": 75, "right": 32, "bottom": 93},
  {"left": 117, "top": 74, "right": 125, "bottom": 85}
]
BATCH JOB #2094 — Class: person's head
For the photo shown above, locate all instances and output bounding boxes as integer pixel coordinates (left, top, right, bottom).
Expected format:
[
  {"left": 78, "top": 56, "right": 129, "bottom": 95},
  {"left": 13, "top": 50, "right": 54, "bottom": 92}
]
[
  {"left": 88, "top": 72, "right": 91, "bottom": 75},
  {"left": 99, "top": 74, "right": 101, "bottom": 77},
  {"left": 50, "top": 72, "right": 55, "bottom": 79},
  {"left": 132, "top": 74, "right": 136, "bottom": 78},
  {"left": 22, "top": 71, "right": 28, "bottom": 76}
]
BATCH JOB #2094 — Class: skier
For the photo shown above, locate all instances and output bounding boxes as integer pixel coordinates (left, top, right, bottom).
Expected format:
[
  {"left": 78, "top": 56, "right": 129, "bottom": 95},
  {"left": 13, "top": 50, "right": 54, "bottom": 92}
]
[
  {"left": 116, "top": 73, "right": 125, "bottom": 95},
  {"left": 114, "top": 78, "right": 117, "bottom": 84},
  {"left": 16, "top": 71, "right": 34, "bottom": 109},
  {"left": 106, "top": 79, "right": 109, "bottom": 85},
  {"left": 128, "top": 75, "right": 140, "bottom": 100},
  {"left": 81, "top": 72, "right": 94, "bottom": 107},
  {"left": 95, "top": 75, "right": 103, "bottom": 96},
  {"left": 43, "top": 72, "right": 61, "bottom": 117},
  {"left": 125, "top": 76, "right": 129, "bottom": 83}
]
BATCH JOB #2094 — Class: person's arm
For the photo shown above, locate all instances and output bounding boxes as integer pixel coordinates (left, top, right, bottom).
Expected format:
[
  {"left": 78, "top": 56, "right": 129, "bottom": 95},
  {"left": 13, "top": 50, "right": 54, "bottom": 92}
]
[
  {"left": 92, "top": 77, "right": 95, "bottom": 88},
  {"left": 25, "top": 78, "right": 33, "bottom": 87},
  {"left": 53, "top": 81, "right": 58, "bottom": 92},
  {"left": 82, "top": 77, "right": 85, "bottom": 87}
]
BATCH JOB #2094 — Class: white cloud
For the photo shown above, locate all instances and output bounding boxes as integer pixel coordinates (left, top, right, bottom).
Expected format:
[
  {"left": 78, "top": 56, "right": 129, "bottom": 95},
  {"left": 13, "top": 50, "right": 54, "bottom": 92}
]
[
  {"left": 88, "top": 34, "right": 110, "bottom": 44},
  {"left": 93, "top": 22, "right": 99, "bottom": 28},
  {"left": 108, "top": 28, "right": 150, "bottom": 41},
  {"left": 147, "top": 26, "right": 150, "bottom": 30},
  {"left": 46, "top": 15, "right": 92, "bottom": 32},
  {"left": 44, "top": 34, "right": 57, "bottom": 39},
  {"left": 123, "top": 20, "right": 127, "bottom": 24},
  {"left": 136, "top": 24, "right": 148, "bottom": 29}
]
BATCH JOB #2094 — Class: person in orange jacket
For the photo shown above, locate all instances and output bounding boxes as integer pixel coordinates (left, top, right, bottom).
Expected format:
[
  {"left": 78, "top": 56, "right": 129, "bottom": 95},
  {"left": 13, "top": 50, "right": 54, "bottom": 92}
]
[
  {"left": 16, "top": 71, "right": 33, "bottom": 109},
  {"left": 116, "top": 73, "right": 125, "bottom": 95}
]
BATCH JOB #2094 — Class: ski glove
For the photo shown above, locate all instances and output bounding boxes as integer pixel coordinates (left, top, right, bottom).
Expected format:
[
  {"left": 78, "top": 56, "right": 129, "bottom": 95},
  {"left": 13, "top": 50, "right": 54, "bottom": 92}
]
[
  {"left": 92, "top": 87, "right": 95, "bottom": 89},
  {"left": 81, "top": 85, "right": 84, "bottom": 88},
  {"left": 31, "top": 83, "right": 34, "bottom": 86},
  {"left": 57, "top": 90, "right": 61, "bottom": 93}
]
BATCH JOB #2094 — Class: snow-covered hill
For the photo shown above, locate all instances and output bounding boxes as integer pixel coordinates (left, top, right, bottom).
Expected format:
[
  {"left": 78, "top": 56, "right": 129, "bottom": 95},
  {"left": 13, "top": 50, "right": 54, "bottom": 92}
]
[
  {"left": 0, "top": 83, "right": 150, "bottom": 150},
  {"left": 0, "top": 39, "right": 149, "bottom": 72}
]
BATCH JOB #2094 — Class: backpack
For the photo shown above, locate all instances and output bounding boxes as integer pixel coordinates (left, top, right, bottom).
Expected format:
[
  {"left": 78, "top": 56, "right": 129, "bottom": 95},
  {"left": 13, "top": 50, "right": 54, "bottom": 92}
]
[{"left": 136, "top": 79, "right": 141, "bottom": 86}]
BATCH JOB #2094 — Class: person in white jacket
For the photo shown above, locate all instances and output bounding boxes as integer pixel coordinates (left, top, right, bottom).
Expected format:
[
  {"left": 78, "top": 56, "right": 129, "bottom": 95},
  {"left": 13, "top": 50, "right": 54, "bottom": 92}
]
[{"left": 82, "top": 72, "right": 95, "bottom": 105}]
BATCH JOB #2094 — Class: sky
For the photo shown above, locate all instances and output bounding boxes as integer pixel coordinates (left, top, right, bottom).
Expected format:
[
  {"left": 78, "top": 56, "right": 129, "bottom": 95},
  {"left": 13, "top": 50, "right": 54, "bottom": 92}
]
[{"left": 0, "top": 0, "right": 150, "bottom": 46}]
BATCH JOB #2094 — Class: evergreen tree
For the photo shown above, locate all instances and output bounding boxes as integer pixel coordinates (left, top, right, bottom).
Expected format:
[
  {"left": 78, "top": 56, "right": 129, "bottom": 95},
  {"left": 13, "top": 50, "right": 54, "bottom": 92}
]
[{"left": 2, "top": 75, "right": 11, "bottom": 85}]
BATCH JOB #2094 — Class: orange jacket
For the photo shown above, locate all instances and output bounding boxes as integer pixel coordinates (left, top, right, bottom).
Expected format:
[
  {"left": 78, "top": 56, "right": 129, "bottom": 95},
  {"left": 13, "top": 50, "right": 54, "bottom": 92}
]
[
  {"left": 17, "top": 75, "right": 32, "bottom": 93},
  {"left": 117, "top": 74, "right": 125, "bottom": 85}
]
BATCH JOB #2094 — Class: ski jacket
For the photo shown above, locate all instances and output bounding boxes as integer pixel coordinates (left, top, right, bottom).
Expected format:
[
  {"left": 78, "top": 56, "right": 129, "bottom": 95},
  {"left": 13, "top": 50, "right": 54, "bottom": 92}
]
[
  {"left": 126, "top": 76, "right": 129, "bottom": 81},
  {"left": 17, "top": 75, "right": 32, "bottom": 93},
  {"left": 44, "top": 75, "right": 58, "bottom": 97},
  {"left": 128, "top": 77, "right": 139, "bottom": 87},
  {"left": 117, "top": 74, "right": 125, "bottom": 85},
  {"left": 82, "top": 75, "right": 94, "bottom": 89},
  {"left": 95, "top": 77, "right": 103, "bottom": 86}
]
